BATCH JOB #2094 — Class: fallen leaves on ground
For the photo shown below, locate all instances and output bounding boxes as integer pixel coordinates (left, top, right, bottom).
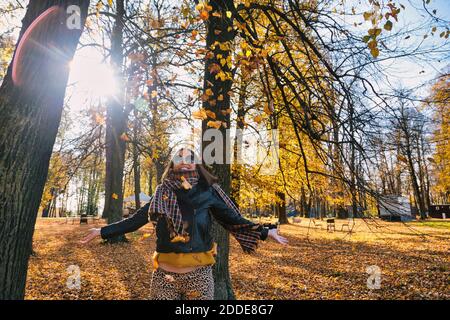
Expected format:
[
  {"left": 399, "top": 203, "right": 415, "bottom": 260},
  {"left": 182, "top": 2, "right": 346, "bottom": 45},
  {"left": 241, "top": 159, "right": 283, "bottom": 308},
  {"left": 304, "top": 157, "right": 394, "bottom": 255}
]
[{"left": 25, "top": 218, "right": 449, "bottom": 300}]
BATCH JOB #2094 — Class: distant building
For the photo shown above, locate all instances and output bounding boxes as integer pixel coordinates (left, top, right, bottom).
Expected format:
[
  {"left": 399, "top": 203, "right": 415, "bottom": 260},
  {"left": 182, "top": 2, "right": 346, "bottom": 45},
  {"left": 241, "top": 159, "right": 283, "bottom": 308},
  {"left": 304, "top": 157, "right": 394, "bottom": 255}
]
[
  {"left": 378, "top": 195, "right": 414, "bottom": 221},
  {"left": 428, "top": 205, "right": 450, "bottom": 219}
]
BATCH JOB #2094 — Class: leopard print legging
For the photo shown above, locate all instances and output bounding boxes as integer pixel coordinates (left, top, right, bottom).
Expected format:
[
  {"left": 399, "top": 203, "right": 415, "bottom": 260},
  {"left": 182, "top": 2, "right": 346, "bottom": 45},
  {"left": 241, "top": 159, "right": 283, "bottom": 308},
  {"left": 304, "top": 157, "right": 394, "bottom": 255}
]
[{"left": 150, "top": 265, "right": 214, "bottom": 300}]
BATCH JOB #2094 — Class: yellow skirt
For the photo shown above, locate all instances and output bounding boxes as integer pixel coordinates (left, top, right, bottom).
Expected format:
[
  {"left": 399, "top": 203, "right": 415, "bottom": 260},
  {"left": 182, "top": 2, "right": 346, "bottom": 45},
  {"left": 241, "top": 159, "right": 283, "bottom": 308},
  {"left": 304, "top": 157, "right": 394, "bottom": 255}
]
[{"left": 152, "top": 242, "right": 217, "bottom": 269}]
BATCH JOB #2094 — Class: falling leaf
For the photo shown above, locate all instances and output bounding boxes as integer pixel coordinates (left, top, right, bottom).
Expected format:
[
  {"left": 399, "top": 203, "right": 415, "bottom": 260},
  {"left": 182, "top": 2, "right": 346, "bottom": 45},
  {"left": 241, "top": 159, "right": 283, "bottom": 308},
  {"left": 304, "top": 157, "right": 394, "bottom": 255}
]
[
  {"left": 180, "top": 176, "right": 192, "bottom": 190},
  {"left": 186, "top": 290, "right": 201, "bottom": 299},
  {"left": 192, "top": 109, "right": 208, "bottom": 120},
  {"left": 171, "top": 235, "right": 187, "bottom": 243},
  {"left": 205, "top": 110, "right": 216, "bottom": 119},
  {"left": 120, "top": 133, "right": 130, "bottom": 142},
  {"left": 199, "top": 10, "right": 209, "bottom": 21},
  {"left": 363, "top": 11, "right": 372, "bottom": 21},
  {"left": 254, "top": 115, "right": 263, "bottom": 124},
  {"left": 207, "top": 121, "right": 222, "bottom": 129},
  {"left": 112, "top": 193, "right": 118, "bottom": 200},
  {"left": 264, "top": 104, "right": 273, "bottom": 115},
  {"left": 94, "top": 114, "right": 105, "bottom": 125},
  {"left": 384, "top": 20, "right": 393, "bottom": 31},
  {"left": 370, "top": 47, "right": 379, "bottom": 58}
]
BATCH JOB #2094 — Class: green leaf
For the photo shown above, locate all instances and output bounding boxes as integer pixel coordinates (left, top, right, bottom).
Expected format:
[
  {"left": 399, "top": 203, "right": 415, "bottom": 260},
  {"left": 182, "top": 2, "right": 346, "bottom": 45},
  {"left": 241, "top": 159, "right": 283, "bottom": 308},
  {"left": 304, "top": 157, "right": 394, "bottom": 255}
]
[
  {"left": 384, "top": 20, "right": 393, "bottom": 31},
  {"left": 362, "top": 35, "right": 371, "bottom": 43},
  {"left": 368, "top": 28, "right": 382, "bottom": 37}
]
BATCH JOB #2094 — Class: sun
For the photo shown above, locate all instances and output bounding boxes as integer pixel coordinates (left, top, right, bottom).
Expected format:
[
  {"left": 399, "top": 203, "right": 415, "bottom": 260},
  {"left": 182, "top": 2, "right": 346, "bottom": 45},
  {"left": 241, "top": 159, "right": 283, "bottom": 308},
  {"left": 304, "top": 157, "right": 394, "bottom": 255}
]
[{"left": 68, "top": 50, "right": 118, "bottom": 101}]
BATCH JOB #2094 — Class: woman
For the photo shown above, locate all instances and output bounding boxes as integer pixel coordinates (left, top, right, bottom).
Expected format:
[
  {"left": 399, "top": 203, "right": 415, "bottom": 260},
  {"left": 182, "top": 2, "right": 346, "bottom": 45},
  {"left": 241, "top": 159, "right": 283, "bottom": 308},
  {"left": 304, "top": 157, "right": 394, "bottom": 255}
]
[{"left": 81, "top": 147, "right": 288, "bottom": 300}]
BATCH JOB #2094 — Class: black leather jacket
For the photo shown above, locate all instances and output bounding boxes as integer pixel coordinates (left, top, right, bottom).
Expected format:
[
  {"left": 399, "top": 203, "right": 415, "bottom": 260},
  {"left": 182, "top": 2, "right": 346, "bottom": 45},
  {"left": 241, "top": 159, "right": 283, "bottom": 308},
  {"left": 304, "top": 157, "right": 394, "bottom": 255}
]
[{"left": 101, "top": 181, "right": 269, "bottom": 253}]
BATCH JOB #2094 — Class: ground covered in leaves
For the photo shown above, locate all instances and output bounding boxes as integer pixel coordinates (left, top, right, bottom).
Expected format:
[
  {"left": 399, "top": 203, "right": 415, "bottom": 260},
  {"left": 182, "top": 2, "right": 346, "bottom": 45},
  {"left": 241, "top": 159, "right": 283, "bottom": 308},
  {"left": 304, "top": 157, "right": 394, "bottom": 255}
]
[{"left": 26, "top": 217, "right": 449, "bottom": 300}]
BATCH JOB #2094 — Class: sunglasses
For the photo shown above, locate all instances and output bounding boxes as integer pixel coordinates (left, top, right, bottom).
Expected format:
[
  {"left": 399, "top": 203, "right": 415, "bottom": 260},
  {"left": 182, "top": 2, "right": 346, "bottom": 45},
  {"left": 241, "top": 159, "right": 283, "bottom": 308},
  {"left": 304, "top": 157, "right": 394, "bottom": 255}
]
[{"left": 173, "top": 154, "right": 195, "bottom": 165}]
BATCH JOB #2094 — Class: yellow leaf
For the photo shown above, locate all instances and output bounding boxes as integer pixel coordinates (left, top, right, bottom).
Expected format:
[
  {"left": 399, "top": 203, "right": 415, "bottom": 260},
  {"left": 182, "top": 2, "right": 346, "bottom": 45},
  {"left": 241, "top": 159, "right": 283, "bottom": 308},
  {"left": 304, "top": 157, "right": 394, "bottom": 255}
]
[
  {"left": 171, "top": 235, "right": 188, "bottom": 243},
  {"left": 370, "top": 47, "right": 379, "bottom": 58},
  {"left": 108, "top": 0, "right": 113, "bottom": 7},
  {"left": 199, "top": 10, "right": 209, "bottom": 21},
  {"left": 180, "top": 176, "right": 192, "bottom": 190},
  {"left": 254, "top": 115, "right": 263, "bottom": 124},
  {"left": 205, "top": 110, "right": 216, "bottom": 119},
  {"left": 264, "top": 104, "right": 273, "bottom": 115},
  {"left": 205, "top": 88, "right": 213, "bottom": 96},
  {"left": 226, "top": 11, "right": 232, "bottom": 19},
  {"left": 207, "top": 120, "right": 222, "bottom": 129},
  {"left": 192, "top": 109, "right": 208, "bottom": 120},
  {"left": 112, "top": 193, "right": 118, "bottom": 200},
  {"left": 363, "top": 11, "right": 372, "bottom": 21}
]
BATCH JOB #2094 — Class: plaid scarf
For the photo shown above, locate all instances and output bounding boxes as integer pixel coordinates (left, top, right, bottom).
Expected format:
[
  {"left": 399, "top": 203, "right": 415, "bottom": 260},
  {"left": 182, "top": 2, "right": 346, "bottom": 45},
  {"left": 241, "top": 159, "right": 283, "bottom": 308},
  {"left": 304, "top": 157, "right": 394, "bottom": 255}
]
[{"left": 149, "top": 169, "right": 263, "bottom": 253}]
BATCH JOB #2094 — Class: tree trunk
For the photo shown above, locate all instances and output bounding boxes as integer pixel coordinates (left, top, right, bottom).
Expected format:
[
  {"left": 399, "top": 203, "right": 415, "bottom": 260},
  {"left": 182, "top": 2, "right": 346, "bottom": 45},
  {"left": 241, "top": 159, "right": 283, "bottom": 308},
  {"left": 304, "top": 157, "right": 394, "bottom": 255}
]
[
  {"left": 133, "top": 108, "right": 141, "bottom": 209},
  {"left": 231, "top": 76, "right": 247, "bottom": 207},
  {"left": 102, "top": 0, "right": 129, "bottom": 241},
  {"left": 200, "top": 0, "right": 236, "bottom": 300},
  {"left": 276, "top": 191, "right": 289, "bottom": 224},
  {"left": 0, "top": 0, "right": 89, "bottom": 299}
]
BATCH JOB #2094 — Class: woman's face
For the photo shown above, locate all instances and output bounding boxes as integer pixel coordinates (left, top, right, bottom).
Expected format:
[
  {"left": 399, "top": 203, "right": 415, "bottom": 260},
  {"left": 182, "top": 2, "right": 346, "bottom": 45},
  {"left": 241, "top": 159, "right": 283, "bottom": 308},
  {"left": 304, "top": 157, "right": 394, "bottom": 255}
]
[{"left": 172, "top": 149, "right": 196, "bottom": 172}]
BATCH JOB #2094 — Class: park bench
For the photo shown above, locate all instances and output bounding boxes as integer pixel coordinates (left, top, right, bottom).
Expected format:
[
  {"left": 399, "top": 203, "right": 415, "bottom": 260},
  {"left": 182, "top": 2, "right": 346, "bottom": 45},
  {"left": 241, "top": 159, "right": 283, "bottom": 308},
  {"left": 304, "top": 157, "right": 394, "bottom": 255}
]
[
  {"left": 80, "top": 214, "right": 88, "bottom": 224},
  {"left": 326, "top": 219, "right": 335, "bottom": 232}
]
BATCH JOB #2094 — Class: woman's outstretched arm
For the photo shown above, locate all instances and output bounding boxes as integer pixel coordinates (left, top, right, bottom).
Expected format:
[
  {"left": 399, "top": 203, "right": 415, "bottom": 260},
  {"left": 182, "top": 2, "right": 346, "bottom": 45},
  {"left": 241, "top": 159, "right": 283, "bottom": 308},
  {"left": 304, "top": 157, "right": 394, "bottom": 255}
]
[
  {"left": 80, "top": 202, "right": 151, "bottom": 244},
  {"left": 209, "top": 188, "right": 288, "bottom": 245},
  {"left": 100, "top": 202, "right": 151, "bottom": 239}
]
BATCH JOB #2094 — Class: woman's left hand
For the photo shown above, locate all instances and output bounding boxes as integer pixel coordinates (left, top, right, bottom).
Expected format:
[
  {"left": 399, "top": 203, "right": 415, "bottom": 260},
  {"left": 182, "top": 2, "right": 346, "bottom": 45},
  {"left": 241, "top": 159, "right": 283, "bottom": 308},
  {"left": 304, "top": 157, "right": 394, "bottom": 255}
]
[{"left": 268, "top": 228, "right": 289, "bottom": 245}]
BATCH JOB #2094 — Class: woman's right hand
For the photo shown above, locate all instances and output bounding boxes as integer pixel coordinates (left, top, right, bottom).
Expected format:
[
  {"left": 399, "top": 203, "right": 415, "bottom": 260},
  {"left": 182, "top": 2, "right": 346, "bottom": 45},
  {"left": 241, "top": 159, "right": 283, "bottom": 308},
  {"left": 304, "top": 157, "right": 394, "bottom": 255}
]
[{"left": 80, "top": 228, "right": 101, "bottom": 244}]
